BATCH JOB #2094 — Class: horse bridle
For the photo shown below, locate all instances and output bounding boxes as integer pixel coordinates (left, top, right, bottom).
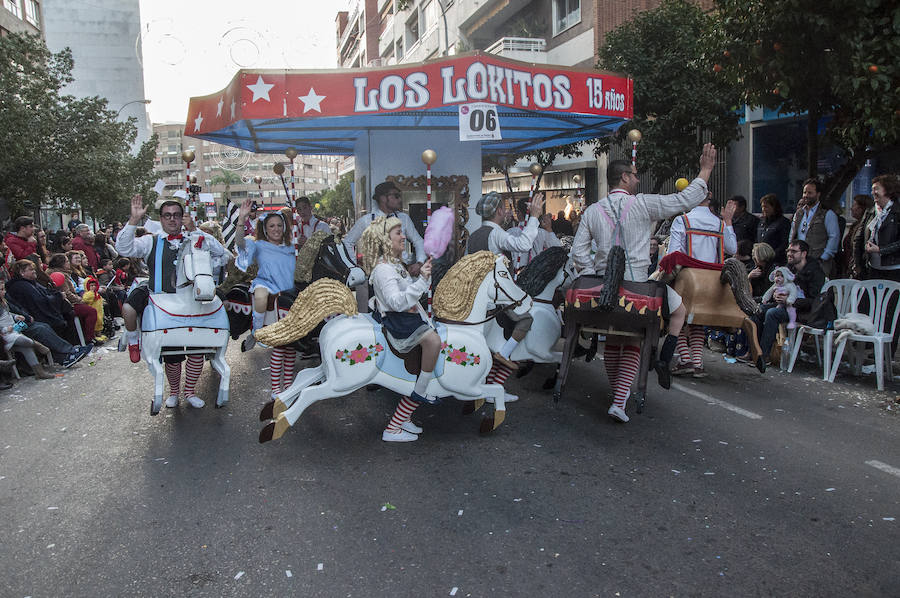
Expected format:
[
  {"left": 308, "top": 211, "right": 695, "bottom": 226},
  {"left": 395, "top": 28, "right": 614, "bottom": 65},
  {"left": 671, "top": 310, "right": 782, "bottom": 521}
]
[{"left": 435, "top": 262, "right": 529, "bottom": 326}]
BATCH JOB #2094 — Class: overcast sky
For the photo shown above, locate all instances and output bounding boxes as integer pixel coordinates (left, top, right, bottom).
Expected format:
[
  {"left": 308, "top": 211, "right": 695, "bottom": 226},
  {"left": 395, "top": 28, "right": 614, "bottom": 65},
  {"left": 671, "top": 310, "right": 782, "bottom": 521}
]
[{"left": 138, "top": 1, "right": 345, "bottom": 124}]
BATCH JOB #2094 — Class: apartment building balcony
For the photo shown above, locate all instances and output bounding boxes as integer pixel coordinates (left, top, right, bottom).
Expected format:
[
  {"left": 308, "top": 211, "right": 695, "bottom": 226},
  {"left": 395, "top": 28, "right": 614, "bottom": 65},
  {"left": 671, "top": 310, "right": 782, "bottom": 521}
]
[
  {"left": 485, "top": 37, "right": 547, "bottom": 64},
  {"left": 402, "top": 24, "right": 440, "bottom": 63},
  {"left": 457, "top": 0, "right": 532, "bottom": 39},
  {"left": 378, "top": 13, "right": 395, "bottom": 57}
]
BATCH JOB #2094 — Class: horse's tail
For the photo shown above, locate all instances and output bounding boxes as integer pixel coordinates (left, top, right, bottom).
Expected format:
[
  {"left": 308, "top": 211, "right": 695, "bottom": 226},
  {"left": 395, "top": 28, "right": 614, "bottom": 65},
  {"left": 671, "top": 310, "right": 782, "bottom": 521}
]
[
  {"left": 596, "top": 245, "right": 626, "bottom": 311},
  {"left": 720, "top": 257, "right": 760, "bottom": 317},
  {"left": 256, "top": 279, "right": 358, "bottom": 347}
]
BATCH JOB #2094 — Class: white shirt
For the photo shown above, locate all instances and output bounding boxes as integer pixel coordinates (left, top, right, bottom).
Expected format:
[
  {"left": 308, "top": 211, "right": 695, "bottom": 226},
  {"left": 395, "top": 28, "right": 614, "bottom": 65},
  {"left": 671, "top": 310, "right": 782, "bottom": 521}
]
[
  {"left": 511, "top": 223, "right": 562, "bottom": 268},
  {"left": 484, "top": 217, "right": 540, "bottom": 256},
  {"left": 666, "top": 205, "right": 737, "bottom": 262},
  {"left": 344, "top": 208, "right": 426, "bottom": 265},
  {"left": 572, "top": 178, "right": 708, "bottom": 282},
  {"left": 369, "top": 260, "right": 430, "bottom": 319},
  {"left": 298, "top": 215, "right": 330, "bottom": 239},
  {"left": 115, "top": 224, "right": 226, "bottom": 261}
]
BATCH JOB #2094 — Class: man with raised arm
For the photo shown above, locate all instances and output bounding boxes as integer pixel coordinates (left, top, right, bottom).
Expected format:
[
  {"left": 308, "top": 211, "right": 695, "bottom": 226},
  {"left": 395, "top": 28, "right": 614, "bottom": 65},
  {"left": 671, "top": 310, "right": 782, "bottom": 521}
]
[
  {"left": 116, "top": 194, "right": 226, "bottom": 409},
  {"left": 572, "top": 143, "right": 717, "bottom": 423}
]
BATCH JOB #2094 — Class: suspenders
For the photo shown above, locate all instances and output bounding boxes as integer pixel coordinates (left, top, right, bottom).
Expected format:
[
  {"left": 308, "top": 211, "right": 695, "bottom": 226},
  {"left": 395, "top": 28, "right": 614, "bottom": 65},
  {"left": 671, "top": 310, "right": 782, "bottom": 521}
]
[{"left": 681, "top": 214, "right": 725, "bottom": 264}]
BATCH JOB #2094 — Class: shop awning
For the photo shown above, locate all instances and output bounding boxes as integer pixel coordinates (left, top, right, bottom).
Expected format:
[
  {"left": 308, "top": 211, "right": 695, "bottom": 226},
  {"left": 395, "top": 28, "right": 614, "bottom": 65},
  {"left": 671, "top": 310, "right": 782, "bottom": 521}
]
[{"left": 185, "top": 52, "right": 633, "bottom": 155}]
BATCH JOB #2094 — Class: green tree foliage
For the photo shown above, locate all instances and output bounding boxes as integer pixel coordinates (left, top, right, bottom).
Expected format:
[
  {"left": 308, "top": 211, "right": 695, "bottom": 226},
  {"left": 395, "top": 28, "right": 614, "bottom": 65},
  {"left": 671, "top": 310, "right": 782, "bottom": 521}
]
[
  {"left": 713, "top": 0, "right": 900, "bottom": 205},
  {"left": 0, "top": 33, "right": 157, "bottom": 223},
  {"left": 310, "top": 173, "right": 354, "bottom": 219},
  {"left": 210, "top": 169, "right": 243, "bottom": 186},
  {"left": 597, "top": 0, "right": 742, "bottom": 192}
]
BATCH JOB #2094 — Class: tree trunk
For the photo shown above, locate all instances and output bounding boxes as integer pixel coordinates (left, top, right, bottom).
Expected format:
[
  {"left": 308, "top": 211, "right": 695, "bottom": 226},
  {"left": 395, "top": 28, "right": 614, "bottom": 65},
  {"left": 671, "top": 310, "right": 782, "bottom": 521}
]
[
  {"left": 807, "top": 111, "right": 820, "bottom": 179},
  {"left": 823, "top": 145, "right": 869, "bottom": 211}
]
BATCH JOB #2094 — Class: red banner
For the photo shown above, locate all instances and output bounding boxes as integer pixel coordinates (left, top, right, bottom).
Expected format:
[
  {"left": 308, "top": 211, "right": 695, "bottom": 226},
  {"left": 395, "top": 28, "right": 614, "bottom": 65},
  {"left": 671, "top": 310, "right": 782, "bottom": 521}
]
[{"left": 186, "top": 52, "right": 633, "bottom": 136}]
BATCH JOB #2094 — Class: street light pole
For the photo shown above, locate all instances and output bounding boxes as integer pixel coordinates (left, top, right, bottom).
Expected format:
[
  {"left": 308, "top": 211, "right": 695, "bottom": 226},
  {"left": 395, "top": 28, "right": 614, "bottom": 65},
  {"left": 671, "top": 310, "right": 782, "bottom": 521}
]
[{"left": 115, "top": 99, "right": 151, "bottom": 118}]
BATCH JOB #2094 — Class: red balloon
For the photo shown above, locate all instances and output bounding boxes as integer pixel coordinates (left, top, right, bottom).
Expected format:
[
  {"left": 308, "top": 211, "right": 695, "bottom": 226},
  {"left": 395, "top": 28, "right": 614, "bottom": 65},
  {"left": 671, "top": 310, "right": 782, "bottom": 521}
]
[{"left": 49, "top": 272, "right": 65, "bottom": 288}]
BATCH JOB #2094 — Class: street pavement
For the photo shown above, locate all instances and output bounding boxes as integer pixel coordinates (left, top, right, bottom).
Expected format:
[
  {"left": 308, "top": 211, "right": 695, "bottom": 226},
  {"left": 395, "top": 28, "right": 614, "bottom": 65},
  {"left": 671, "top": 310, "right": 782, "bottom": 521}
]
[{"left": 1, "top": 338, "right": 898, "bottom": 597}]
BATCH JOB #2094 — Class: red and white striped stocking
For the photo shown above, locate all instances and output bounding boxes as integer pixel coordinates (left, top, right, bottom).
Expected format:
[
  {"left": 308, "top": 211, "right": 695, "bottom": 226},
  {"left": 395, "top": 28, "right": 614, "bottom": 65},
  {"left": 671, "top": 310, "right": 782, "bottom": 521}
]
[
  {"left": 385, "top": 397, "right": 418, "bottom": 432},
  {"left": 676, "top": 332, "right": 691, "bottom": 365},
  {"left": 164, "top": 362, "right": 181, "bottom": 397},
  {"left": 280, "top": 348, "right": 296, "bottom": 392},
  {"left": 269, "top": 348, "right": 285, "bottom": 395},
  {"left": 182, "top": 356, "right": 204, "bottom": 397},
  {"left": 604, "top": 343, "right": 622, "bottom": 389},
  {"left": 485, "top": 362, "right": 513, "bottom": 386},
  {"left": 688, "top": 325, "right": 705, "bottom": 368},
  {"left": 612, "top": 345, "right": 641, "bottom": 409}
]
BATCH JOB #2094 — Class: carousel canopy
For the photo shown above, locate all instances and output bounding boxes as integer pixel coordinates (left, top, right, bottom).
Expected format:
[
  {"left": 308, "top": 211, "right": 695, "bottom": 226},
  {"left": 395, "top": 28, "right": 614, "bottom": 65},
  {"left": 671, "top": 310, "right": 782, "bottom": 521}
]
[{"left": 185, "top": 52, "right": 633, "bottom": 156}]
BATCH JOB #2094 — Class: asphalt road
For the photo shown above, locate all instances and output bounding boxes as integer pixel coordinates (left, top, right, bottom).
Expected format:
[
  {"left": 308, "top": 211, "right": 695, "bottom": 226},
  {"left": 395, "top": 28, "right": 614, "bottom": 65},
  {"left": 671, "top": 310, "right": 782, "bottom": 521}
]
[{"left": 1, "top": 341, "right": 898, "bottom": 598}]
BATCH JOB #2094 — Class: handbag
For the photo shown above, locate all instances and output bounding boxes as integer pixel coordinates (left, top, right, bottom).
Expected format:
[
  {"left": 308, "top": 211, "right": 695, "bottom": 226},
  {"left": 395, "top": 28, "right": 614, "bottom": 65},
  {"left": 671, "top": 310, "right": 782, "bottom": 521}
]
[{"left": 805, "top": 287, "right": 837, "bottom": 329}]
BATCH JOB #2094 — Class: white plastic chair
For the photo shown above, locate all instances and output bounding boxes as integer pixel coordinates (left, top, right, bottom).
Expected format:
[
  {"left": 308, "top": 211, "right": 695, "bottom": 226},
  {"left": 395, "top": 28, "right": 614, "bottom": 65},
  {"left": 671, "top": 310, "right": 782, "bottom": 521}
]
[
  {"left": 787, "top": 279, "right": 857, "bottom": 379},
  {"left": 827, "top": 279, "right": 900, "bottom": 390}
]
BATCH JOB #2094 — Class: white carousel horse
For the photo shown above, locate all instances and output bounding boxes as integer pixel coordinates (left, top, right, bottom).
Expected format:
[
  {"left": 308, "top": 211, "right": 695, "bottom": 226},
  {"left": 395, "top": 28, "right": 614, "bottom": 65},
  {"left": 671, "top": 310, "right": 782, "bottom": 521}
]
[
  {"left": 257, "top": 252, "right": 533, "bottom": 442},
  {"left": 485, "top": 246, "right": 570, "bottom": 364},
  {"left": 140, "top": 231, "right": 231, "bottom": 415}
]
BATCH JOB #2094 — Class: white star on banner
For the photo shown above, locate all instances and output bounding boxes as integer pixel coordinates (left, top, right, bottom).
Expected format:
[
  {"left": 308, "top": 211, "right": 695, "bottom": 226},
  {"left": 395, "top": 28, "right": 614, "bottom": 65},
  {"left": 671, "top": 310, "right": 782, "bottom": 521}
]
[
  {"left": 230, "top": 99, "right": 236, "bottom": 119},
  {"left": 193, "top": 112, "right": 204, "bottom": 131},
  {"left": 216, "top": 97, "right": 224, "bottom": 117},
  {"left": 298, "top": 88, "right": 326, "bottom": 113},
  {"left": 247, "top": 75, "right": 274, "bottom": 103}
]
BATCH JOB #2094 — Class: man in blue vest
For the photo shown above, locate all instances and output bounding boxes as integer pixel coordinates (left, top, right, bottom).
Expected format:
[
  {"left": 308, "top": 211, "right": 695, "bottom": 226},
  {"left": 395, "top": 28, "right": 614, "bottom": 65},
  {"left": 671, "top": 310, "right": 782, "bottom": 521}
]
[{"left": 116, "top": 195, "right": 227, "bottom": 407}]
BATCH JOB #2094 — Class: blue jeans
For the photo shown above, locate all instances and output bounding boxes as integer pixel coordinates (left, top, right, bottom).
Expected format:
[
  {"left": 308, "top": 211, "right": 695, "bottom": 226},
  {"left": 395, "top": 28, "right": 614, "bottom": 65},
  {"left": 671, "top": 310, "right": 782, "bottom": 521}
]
[
  {"left": 755, "top": 303, "right": 789, "bottom": 357},
  {"left": 23, "top": 321, "right": 75, "bottom": 362}
]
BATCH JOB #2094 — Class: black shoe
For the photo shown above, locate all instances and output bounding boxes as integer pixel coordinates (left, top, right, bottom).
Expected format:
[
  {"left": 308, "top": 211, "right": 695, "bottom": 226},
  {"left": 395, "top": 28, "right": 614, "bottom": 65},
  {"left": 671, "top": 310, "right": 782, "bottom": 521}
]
[
  {"left": 0, "top": 381, "right": 12, "bottom": 390},
  {"left": 755, "top": 356, "right": 767, "bottom": 373},
  {"left": 62, "top": 345, "right": 92, "bottom": 369},
  {"left": 654, "top": 360, "right": 672, "bottom": 389}
]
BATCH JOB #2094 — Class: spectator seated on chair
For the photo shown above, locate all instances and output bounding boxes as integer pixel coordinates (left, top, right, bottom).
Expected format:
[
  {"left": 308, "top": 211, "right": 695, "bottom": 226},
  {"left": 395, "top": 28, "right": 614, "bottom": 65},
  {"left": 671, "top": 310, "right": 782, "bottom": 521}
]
[
  {"left": 46, "top": 254, "right": 99, "bottom": 344},
  {"left": 0, "top": 279, "right": 54, "bottom": 379}
]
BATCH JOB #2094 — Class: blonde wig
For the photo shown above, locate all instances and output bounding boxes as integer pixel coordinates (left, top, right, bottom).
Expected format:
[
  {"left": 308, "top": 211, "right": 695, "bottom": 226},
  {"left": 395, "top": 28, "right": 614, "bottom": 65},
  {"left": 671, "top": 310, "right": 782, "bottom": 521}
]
[
  {"left": 433, "top": 251, "right": 497, "bottom": 321},
  {"left": 199, "top": 220, "right": 224, "bottom": 244},
  {"left": 359, "top": 215, "right": 402, "bottom": 275}
]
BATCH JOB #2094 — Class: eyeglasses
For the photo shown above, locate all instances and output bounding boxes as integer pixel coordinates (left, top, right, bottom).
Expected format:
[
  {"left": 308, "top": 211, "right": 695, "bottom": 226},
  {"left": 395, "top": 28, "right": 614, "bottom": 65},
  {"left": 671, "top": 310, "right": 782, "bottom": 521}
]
[{"left": 160, "top": 212, "right": 182, "bottom": 220}]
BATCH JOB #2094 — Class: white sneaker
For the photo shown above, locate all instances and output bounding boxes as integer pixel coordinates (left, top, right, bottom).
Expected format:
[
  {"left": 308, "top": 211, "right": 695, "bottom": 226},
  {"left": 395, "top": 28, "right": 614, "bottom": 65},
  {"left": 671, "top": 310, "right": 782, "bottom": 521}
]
[
  {"left": 164, "top": 395, "right": 179, "bottom": 408},
  {"left": 485, "top": 393, "right": 519, "bottom": 404},
  {"left": 608, "top": 405, "right": 629, "bottom": 423},
  {"left": 185, "top": 395, "right": 205, "bottom": 408},
  {"left": 400, "top": 421, "right": 423, "bottom": 434},
  {"left": 382, "top": 429, "right": 418, "bottom": 442}
]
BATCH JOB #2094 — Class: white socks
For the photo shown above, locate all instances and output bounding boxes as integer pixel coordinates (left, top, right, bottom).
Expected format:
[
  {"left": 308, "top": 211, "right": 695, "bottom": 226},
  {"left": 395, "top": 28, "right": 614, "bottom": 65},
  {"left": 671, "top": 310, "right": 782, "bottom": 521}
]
[
  {"left": 252, "top": 311, "right": 265, "bottom": 332},
  {"left": 413, "top": 370, "right": 434, "bottom": 396},
  {"left": 499, "top": 337, "right": 519, "bottom": 359},
  {"left": 127, "top": 330, "right": 140, "bottom": 344}
]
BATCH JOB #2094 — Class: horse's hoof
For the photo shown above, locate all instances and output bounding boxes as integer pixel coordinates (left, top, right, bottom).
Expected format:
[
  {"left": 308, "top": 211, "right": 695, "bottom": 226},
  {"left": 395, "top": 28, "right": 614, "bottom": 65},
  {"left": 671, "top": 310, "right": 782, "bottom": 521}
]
[
  {"left": 756, "top": 356, "right": 767, "bottom": 374},
  {"left": 272, "top": 398, "right": 288, "bottom": 419},
  {"left": 259, "top": 422, "right": 276, "bottom": 443},
  {"left": 260, "top": 400, "right": 275, "bottom": 421},
  {"left": 259, "top": 415, "right": 290, "bottom": 443},
  {"left": 150, "top": 397, "right": 162, "bottom": 416},
  {"left": 479, "top": 409, "right": 505, "bottom": 434}
]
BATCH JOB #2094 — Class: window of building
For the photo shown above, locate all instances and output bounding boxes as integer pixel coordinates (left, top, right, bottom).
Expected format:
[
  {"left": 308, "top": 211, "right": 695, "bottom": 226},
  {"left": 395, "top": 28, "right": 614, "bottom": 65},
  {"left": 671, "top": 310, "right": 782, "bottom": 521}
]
[
  {"left": 552, "top": 0, "right": 580, "bottom": 36},
  {"left": 404, "top": 11, "right": 419, "bottom": 48},
  {"left": 23, "top": 0, "right": 38, "bottom": 26},
  {"left": 4, "top": 0, "right": 21, "bottom": 18}
]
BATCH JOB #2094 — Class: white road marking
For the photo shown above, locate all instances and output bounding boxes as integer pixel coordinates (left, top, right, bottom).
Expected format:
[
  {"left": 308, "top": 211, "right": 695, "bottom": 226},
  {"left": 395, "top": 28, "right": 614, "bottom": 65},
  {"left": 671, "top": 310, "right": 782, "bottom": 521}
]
[
  {"left": 672, "top": 383, "right": 763, "bottom": 420},
  {"left": 865, "top": 460, "right": 900, "bottom": 479}
]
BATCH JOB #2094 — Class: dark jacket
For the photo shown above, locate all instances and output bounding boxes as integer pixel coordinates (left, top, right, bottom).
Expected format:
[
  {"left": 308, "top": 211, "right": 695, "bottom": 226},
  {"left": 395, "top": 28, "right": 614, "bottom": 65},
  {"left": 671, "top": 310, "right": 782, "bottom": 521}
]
[
  {"left": 791, "top": 258, "right": 826, "bottom": 312},
  {"left": 756, "top": 216, "right": 791, "bottom": 265},
  {"left": 870, "top": 201, "right": 900, "bottom": 269},
  {"left": 750, "top": 261, "right": 776, "bottom": 299},
  {"left": 732, "top": 211, "right": 759, "bottom": 245},
  {"left": 6, "top": 276, "right": 68, "bottom": 330}
]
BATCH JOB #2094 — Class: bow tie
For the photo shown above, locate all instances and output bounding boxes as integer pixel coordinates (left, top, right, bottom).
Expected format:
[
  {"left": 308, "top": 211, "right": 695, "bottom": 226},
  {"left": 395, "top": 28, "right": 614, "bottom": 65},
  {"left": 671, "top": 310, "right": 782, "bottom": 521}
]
[
  {"left": 166, "top": 234, "right": 183, "bottom": 241},
  {"left": 301, "top": 220, "right": 310, "bottom": 226}
]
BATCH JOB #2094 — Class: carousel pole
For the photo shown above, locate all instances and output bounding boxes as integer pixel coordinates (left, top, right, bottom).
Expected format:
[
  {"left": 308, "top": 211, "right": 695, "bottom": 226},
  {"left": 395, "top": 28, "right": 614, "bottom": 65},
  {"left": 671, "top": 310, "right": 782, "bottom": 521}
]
[
  {"left": 285, "top": 148, "right": 299, "bottom": 255},
  {"left": 421, "top": 149, "right": 437, "bottom": 318},
  {"left": 518, "top": 162, "right": 543, "bottom": 276},
  {"left": 273, "top": 163, "right": 290, "bottom": 204},
  {"left": 181, "top": 150, "right": 196, "bottom": 225},
  {"left": 254, "top": 175, "right": 263, "bottom": 206},
  {"left": 573, "top": 174, "right": 583, "bottom": 212},
  {"left": 628, "top": 129, "right": 642, "bottom": 169}
]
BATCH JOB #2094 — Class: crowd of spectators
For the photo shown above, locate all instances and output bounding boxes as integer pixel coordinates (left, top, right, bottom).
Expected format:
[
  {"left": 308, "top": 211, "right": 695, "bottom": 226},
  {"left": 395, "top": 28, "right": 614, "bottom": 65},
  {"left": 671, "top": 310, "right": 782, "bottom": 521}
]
[{"left": 0, "top": 216, "right": 131, "bottom": 389}]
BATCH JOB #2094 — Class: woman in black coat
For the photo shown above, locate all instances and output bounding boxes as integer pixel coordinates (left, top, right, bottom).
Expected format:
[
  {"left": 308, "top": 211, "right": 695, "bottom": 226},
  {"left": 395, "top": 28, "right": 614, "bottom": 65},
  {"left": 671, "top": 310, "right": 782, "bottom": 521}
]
[
  {"left": 865, "top": 174, "right": 900, "bottom": 283},
  {"left": 756, "top": 193, "right": 791, "bottom": 265},
  {"left": 5, "top": 260, "right": 70, "bottom": 334}
]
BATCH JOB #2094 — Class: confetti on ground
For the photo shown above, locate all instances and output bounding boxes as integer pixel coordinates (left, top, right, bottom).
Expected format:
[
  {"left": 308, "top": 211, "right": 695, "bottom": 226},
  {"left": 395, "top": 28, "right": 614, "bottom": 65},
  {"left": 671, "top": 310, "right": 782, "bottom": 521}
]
[
  {"left": 450, "top": 587, "right": 458, "bottom": 596},
  {"left": 458, "top": 510, "right": 463, "bottom": 516},
  {"left": 381, "top": 502, "right": 396, "bottom": 511},
  {"left": 719, "top": 441, "right": 728, "bottom": 445},
  {"left": 234, "top": 571, "right": 244, "bottom": 580},
  {"left": 825, "top": 488, "right": 836, "bottom": 492},
  {"left": 533, "top": 444, "right": 542, "bottom": 448},
  {"left": 317, "top": 563, "right": 323, "bottom": 571},
  {"left": 693, "top": 439, "right": 702, "bottom": 443},
  {"left": 46, "top": 544, "right": 55, "bottom": 549},
  {"left": 704, "top": 472, "right": 715, "bottom": 475},
  {"left": 671, "top": 470, "right": 681, "bottom": 474},
  {"left": 285, "top": 570, "right": 293, "bottom": 577},
  {"left": 882, "top": 517, "right": 895, "bottom": 521},
  {"left": 513, "top": 498, "right": 522, "bottom": 502},
  {"left": 47, "top": 506, "right": 58, "bottom": 510}
]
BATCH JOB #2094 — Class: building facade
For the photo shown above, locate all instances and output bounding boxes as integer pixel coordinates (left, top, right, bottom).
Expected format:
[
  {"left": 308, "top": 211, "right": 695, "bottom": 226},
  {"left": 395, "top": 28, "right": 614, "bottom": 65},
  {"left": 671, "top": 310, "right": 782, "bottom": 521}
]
[
  {"left": 41, "top": 0, "right": 151, "bottom": 150},
  {"left": 152, "top": 124, "right": 340, "bottom": 219},
  {"left": 0, "top": 0, "right": 42, "bottom": 37}
]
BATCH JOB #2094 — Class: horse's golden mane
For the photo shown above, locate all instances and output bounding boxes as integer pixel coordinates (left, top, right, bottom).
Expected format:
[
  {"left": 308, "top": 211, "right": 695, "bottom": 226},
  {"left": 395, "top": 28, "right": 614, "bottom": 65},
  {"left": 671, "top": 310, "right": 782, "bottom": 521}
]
[
  {"left": 433, "top": 251, "right": 497, "bottom": 321},
  {"left": 295, "top": 230, "right": 330, "bottom": 283}
]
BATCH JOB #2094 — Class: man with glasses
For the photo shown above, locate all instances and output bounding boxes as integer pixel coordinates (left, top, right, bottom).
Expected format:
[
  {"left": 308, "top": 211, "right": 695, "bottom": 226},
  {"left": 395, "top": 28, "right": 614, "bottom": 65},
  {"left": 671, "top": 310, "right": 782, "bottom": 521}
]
[
  {"left": 572, "top": 144, "right": 717, "bottom": 422},
  {"left": 344, "top": 181, "right": 426, "bottom": 276},
  {"left": 753, "top": 239, "right": 825, "bottom": 371},
  {"left": 116, "top": 195, "right": 226, "bottom": 409}
]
